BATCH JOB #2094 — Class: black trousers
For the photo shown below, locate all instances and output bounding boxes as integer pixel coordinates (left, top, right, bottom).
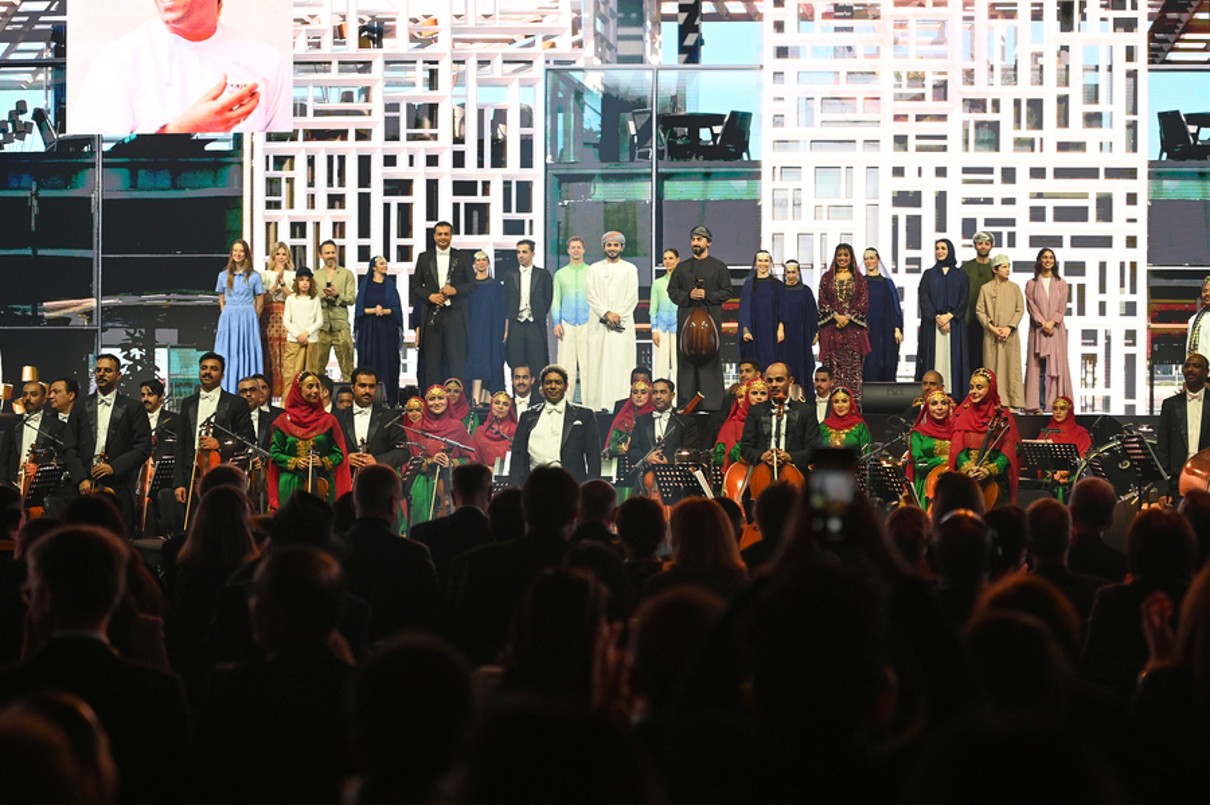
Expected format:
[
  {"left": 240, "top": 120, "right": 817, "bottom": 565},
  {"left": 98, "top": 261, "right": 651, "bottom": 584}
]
[
  {"left": 677, "top": 353, "right": 725, "bottom": 412},
  {"left": 421, "top": 312, "right": 468, "bottom": 388},
  {"left": 507, "top": 319, "right": 549, "bottom": 373}
]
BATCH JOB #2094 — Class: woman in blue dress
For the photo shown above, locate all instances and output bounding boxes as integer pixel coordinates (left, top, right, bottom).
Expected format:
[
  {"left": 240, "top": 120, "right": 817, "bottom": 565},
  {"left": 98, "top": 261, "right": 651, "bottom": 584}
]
[
  {"left": 738, "top": 249, "right": 784, "bottom": 371},
  {"left": 465, "top": 250, "right": 507, "bottom": 400},
  {"left": 354, "top": 255, "right": 404, "bottom": 405},
  {"left": 215, "top": 238, "right": 264, "bottom": 393},
  {"left": 861, "top": 247, "right": 904, "bottom": 382},
  {"left": 916, "top": 237, "right": 970, "bottom": 392},
  {"left": 780, "top": 259, "right": 819, "bottom": 386}
]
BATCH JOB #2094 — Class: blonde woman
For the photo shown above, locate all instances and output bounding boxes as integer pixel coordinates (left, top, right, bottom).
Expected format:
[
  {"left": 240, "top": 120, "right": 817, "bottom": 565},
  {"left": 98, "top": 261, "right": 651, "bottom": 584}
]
[{"left": 260, "top": 241, "right": 296, "bottom": 400}]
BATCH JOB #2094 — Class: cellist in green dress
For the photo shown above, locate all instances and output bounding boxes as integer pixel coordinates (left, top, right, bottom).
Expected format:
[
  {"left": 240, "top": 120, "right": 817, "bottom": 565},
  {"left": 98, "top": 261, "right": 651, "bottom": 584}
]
[
  {"left": 949, "top": 367, "right": 1022, "bottom": 507},
  {"left": 908, "top": 389, "right": 955, "bottom": 510},
  {"left": 267, "top": 371, "right": 351, "bottom": 509},
  {"left": 819, "top": 386, "right": 872, "bottom": 453}
]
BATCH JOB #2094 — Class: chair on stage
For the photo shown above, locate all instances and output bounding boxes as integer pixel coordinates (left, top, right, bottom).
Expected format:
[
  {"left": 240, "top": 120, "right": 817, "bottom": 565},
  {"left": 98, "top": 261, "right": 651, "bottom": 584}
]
[
  {"left": 1156, "top": 110, "right": 1210, "bottom": 161},
  {"left": 700, "top": 110, "right": 753, "bottom": 161}
]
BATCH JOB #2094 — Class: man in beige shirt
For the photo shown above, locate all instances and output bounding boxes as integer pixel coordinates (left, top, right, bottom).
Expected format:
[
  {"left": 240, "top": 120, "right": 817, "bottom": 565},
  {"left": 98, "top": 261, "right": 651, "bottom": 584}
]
[{"left": 315, "top": 239, "right": 357, "bottom": 381}]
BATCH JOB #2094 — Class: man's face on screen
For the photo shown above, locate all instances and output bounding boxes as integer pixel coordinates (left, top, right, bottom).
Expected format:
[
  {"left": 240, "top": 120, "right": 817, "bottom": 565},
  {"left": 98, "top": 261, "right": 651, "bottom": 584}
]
[{"left": 155, "top": 0, "right": 221, "bottom": 41}]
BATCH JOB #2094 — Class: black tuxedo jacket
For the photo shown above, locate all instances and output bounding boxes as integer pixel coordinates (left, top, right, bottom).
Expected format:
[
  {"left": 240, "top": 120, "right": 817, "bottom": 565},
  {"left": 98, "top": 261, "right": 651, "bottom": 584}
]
[
  {"left": 504, "top": 264, "right": 553, "bottom": 322},
  {"left": 629, "top": 410, "right": 699, "bottom": 465},
  {"left": 510, "top": 401, "right": 601, "bottom": 484},
  {"left": 1156, "top": 390, "right": 1210, "bottom": 496},
  {"left": 740, "top": 399, "right": 822, "bottom": 472},
  {"left": 84, "top": 392, "right": 152, "bottom": 488},
  {"left": 254, "top": 406, "right": 284, "bottom": 453},
  {"left": 512, "top": 392, "right": 538, "bottom": 417},
  {"left": 150, "top": 408, "right": 181, "bottom": 462},
  {"left": 408, "top": 248, "right": 476, "bottom": 335},
  {"left": 56, "top": 407, "right": 92, "bottom": 485},
  {"left": 1, "top": 411, "right": 66, "bottom": 486},
  {"left": 172, "top": 389, "right": 256, "bottom": 489},
  {"left": 334, "top": 403, "right": 407, "bottom": 468}
]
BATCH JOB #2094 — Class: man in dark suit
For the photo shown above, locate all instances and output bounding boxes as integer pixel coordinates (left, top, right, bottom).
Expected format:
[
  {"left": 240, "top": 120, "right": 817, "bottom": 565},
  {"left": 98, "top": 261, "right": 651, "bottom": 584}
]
[
  {"left": 335, "top": 367, "right": 407, "bottom": 473},
  {"left": 510, "top": 364, "right": 601, "bottom": 485},
  {"left": 238, "top": 374, "right": 280, "bottom": 454},
  {"left": 510, "top": 363, "right": 539, "bottom": 416},
  {"left": 159, "top": 352, "right": 255, "bottom": 534},
  {"left": 139, "top": 378, "right": 179, "bottom": 536},
  {"left": 343, "top": 465, "right": 443, "bottom": 642},
  {"left": 84, "top": 354, "right": 152, "bottom": 523},
  {"left": 505, "top": 239, "right": 553, "bottom": 372},
  {"left": 1156, "top": 352, "right": 1210, "bottom": 505},
  {"left": 410, "top": 462, "right": 494, "bottom": 586},
  {"left": 0, "top": 525, "right": 192, "bottom": 805},
  {"left": 0, "top": 380, "right": 65, "bottom": 490},
  {"left": 740, "top": 361, "right": 821, "bottom": 474},
  {"left": 45, "top": 377, "right": 91, "bottom": 512},
  {"left": 628, "top": 377, "right": 699, "bottom": 487},
  {"left": 409, "top": 220, "right": 476, "bottom": 389}
]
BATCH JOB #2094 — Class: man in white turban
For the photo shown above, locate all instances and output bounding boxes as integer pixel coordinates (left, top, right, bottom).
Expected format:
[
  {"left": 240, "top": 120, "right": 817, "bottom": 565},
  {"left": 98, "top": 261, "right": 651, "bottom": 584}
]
[{"left": 584, "top": 231, "right": 639, "bottom": 411}]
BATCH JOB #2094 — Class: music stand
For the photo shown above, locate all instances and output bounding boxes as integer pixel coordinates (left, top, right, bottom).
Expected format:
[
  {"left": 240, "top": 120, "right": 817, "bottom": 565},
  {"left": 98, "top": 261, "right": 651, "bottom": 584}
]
[
  {"left": 1021, "top": 440, "right": 1082, "bottom": 476},
  {"left": 25, "top": 462, "right": 67, "bottom": 509},
  {"left": 1122, "top": 430, "right": 1168, "bottom": 491},
  {"left": 649, "top": 465, "right": 694, "bottom": 504},
  {"left": 400, "top": 456, "right": 426, "bottom": 493},
  {"left": 148, "top": 456, "right": 176, "bottom": 497},
  {"left": 864, "top": 460, "right": 910, "bottom": 505}
]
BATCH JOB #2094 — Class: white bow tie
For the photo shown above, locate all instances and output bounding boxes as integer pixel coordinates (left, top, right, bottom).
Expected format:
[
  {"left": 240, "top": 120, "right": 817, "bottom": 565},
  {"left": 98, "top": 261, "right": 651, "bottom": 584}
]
[
  {"left": 354, "top": 406, "right": 372, "bottom": 417},
  {"left": 98, "top": 396, "right": 113, "bottom": 407},
  {"left": 653, "top": 410, "right": 669, "bottom": 420},
  {"left": 200, "top": 391, "right": 218, "bottom": 403},
  {"left": 545, "top": 403, "right": 565, "bottom": 416}
]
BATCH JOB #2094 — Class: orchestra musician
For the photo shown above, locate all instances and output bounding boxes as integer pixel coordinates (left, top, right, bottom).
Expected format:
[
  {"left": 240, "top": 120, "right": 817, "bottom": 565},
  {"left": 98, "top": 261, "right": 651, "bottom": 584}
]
[
  {"left": 819, "top": 387, "right": 872, "bottom": 453},
  {"left": 334, "top": 367, "right": 408, "bottom": 473},
  {"left": 139, "top": 378, "right": 179, "bottom": 535},
  {"left": 510, "top": 364, "right": 601, "bottom": 485},
  {"left": 739, "top": 362, "right": 821, "bottom": 475},
  {"left": 405, "top": 385, "right": 474, "bottom": 527},
  {"left": 908, "top": 389, "right": 955, "bottom": 511},
  {"left": 83, "top": 354, "right": 152, "bottom": 525},
  {"left": 1038, "top": 395, "right": 1091, "bottom": 502},
  {"left": 469, "top": 392, "right": 518, "bottom": 473},
  {"left": 1157, "top": 352, "right": 1210, "bottom": 506},
  {"left": 267, "top": 371, "right": 351, "bottom": 509},
  {"left": 628, "top": 378, "right": 699, "bottom": 477},
  {"left": 1, "top": 380, "right": 64, "bottom": 493},
  {"left": 949, "top": 367, "right": 1021, "bottom": 507},
  {"left": 160, "top": 352, "right": 255, "bottom": 535}
]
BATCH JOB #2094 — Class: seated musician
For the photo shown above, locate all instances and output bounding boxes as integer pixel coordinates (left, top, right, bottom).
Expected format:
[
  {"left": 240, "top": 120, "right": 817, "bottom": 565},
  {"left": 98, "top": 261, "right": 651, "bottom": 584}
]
[
  {"left": 628, "top": 378, "right": 698, "bottom": 482},
  {"left": 1038, "top": 395, "right": 1091, "bottom": 502},
  {"left": 334, "top": 366, "right": 408, "bottom": 473},
  {"left": 714, "top": 379, "right": 766, "bottom": 470},
  {"left": 908, "top": 389, "right": 955, "bottom": 511},
  {"left": 819, "top": 386, "right": 872, "bottom": 453},
  {"left": 444, "top": 377, "right": 479, "bottom": 435},
  {"left": 267, "top": 372, "right": 350, "bottom": 509},
  {"left": 405, "top": 385, "right": 474, "bottom": 527},
  {"left": 948, "top": 367, "right": 1021, "bottom": 506},
  {"left": 739, "top": 362, "right": 821, "bottom": 475},
  {"left": 604, "top": 380, "right": 654, "bottom": 460},
  {"left": 469, "top": 392, "right": 517, "bottom": 474}
]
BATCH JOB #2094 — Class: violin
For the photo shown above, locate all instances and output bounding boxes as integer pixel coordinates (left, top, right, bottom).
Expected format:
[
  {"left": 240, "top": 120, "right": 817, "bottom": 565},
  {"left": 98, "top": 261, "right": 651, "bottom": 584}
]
[
  {"left": 429, "top": 448, "right": 454, "bottom": 520},
  {"left": 184, "top": 419, "right": 221, "bottom": 529},
  {"left": 966, "top": 408, "right": 1010, "bottom": 509},
  {"left": 351, "top": 437, "right": 368, "bottom": 481},
  {"left": 304, "top": 440, "right": 331, "bottom": 501},
  {"left": 18, "top": 443, "right": 47, "bottom": 520},
  {"left": 91, "top": 451, "right": 117, "bottom": 496}
]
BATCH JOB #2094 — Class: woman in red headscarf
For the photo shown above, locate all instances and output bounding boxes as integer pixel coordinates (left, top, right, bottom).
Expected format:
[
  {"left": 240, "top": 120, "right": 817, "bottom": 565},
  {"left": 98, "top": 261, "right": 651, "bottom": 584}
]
[
  {"left": 267, "top": 371, "right": 351, "bottom": 510},
  {"left": 948, "top": 367, "right": 1021, "bottom": 506},
  {"left": 408, "top": 385, "right": 474, "bottom": 526},
  {"left": 604, "top": 380, "right": 654, "bottom": 458},
  {"left": 444, "top": 377, "right": 479, "bottom": 435},
  {"left": 820, "top": 386, "right": 872, "bottom": 453},
  {"left": 908, "top": 389, "right": 955, "bottom": 510},
  {"left": 471, "top": 391, "right": 518, "bottom": 471},
  {"left": 1041, "top": 395, "right": 1091, "bottom": 502},
  {"left": 714, "top": 379, "right": 767, "bottom": 469}
]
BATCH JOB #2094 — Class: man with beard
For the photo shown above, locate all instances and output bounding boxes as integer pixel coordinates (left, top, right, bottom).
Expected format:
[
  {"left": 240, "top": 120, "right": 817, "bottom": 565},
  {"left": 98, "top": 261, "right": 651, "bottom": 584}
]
[
  {"left": 667, "top": 225, "right": 732, "bottom": 411},
  {"left": 82, "top": 354, "right": 152, "bottom": 524}
]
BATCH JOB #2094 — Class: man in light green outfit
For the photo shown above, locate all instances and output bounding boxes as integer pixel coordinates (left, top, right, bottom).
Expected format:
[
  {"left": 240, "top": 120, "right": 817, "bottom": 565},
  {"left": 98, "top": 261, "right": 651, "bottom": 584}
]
[
  {"left": 551, "top": 236, "right": 592, "bottom": 401},
  {"left": 315, "top": 238, "right": 357, "bottom": 381}
]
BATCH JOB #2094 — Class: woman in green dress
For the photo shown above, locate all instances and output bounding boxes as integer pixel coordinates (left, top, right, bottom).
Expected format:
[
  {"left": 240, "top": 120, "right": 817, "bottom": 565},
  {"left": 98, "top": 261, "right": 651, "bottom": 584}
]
[
  {"left": 819, "top": 386, "right": 872, "bottom": 453},
  {"left": 949, "top": 367, "right": 1022, "bottom": 507},
  {"left": 267, "top": 371, "right": 351, "bottom": 509},
  {"left": 405, "top": 385, "right": 474, "bottom": 528},
  {"left": 444, "top": 377, "right": 480, "bottom": 435},
  {"left": 908, "top": 389, "right": 955, "bottom": 510}
]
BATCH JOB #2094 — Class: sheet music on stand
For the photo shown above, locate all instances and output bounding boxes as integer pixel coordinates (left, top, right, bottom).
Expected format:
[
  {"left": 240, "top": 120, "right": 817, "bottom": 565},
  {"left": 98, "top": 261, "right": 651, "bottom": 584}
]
[
  {"left": 1121, "top": 429, "right": 1168, "bottom": 486},
  {"left": 148, "top": 456, "right": 176, "bottom": 496},
  {"left": 1021, "top": 440, "right": 1082, "bottom": 475},
  {"left": 400, "top": 457, "right": 427, "bottom": 493},
  {"left": 25, "top": 463, "right": 67, "bottom": 509},
  {"left": 649, "top": 465, "right": 714, "bottom": 502},
  {"left": 864, "top": 460, "right": 910, "bottom": 505}
]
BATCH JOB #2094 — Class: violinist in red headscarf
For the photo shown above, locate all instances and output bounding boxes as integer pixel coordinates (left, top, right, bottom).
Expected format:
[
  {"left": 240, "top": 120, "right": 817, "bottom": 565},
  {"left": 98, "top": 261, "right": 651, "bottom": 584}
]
[
  {"left": 404, "top": 385, "right": 474, "bottom": 526},
  {"left": 470, "top": 391, "right": 517, "bottom": 472},
  {"left": 268, "top": 371, "right": 352, "bottom": 509},
  {"left": 1039, "top": 395, "right": 1091, "bottom": 502},
  {"left": 948, "top": 367, "right": 1021, "bottom": 506},
  {"left": 908, "top": 389, "right": 955, "bottom": 511}
]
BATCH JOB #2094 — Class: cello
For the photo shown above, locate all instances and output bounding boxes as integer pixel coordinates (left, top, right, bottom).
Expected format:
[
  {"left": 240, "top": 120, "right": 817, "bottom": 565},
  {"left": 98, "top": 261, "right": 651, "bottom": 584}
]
[
  {"left": 964, "top": 407, "right": 1010, "bottom": 510},
  {"left": 727, "top": 403, "right": 806, "bottom": 550}
]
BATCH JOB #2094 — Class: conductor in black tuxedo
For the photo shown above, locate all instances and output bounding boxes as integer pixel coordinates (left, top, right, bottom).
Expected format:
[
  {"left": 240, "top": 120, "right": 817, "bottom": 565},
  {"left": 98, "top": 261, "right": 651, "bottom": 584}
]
[
  {"left": 1157, "top": 352, "right": 1210, "bottom": 505},
  {"left": 0, "top": 380, "right": 65, "bottom": 489},
  {"left": 628, "top": 378, "right": 699, "bottom": 483},
  {"left": 334, "top": 367, "right": 407, "bottom": 472},
  {"left": 510, "top": 364, "right": 601, "bottom": 485},
  {"left": 740, "top": 361, "right": 822, "bottom": 474},
  {"left": 505, "top": 239, "right": 553, "bottom": 372},
  {"left": 409, "top": 220, "right": 476, "bottom": 389},
  {"left": 157, "top": 352, "right": 255, "bottom": 535},
  {"left": 83, "top": 354, "right": 153, "bottom": 523}
]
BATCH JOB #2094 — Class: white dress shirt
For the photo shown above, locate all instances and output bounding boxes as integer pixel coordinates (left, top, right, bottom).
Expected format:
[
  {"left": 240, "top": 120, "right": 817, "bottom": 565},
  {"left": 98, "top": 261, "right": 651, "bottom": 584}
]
[
  {"left": 518, "top": 265, "right": 533, "bottom": 321},
  {"left": 1189, "top": 387, "right": 1205, "bottom": 461},
  {"left": 436, "top": 249, "right": 452, "bottom": 307},
  {"left": 529, "top": 401, "right": 566, "bottom": 469},
  {"left": 653, "top": 409, "right": 671, "bottom": 442},
  {"left": 769, "top": 403, "right": 789, "bottom": 453},
  {"left": 815, "top": 396, "right": 829, "bottom": 425},
  {"left": 514, "top": 392, "right": 534, "bottom": 415},
  {"left": 197, "top": 388, "right": 221, "bottom": 448},
  {"left": 147, "top": 408, "right": 161, "bottom": 434},
  {"left": 94, "top": 390, "right": 117, "bottom": 459},
  {"left": 19, "top": 411, "right": 41, "bottom": 466},
  {"left": 353, "top": 403, "right": 373, "bottom": 447}
]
